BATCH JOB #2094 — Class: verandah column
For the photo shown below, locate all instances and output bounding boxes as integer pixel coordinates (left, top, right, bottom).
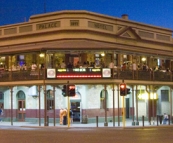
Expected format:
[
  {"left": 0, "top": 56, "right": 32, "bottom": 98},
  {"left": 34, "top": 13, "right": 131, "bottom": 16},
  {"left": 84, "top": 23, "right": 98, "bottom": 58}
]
[
  {"left": 38, "top": 85, "right": 41, "bottom": 126},
  {"left": 43, "top": 51, "right": 47, "bottom": 126},
  {"left": 10, "top": 86, "right": 13, "bottom": 126},
  {"left": 112, "top": 83, "right": 115, "bottom": 127},
  {"left": 117, "top": 84, "right": 120, "bottom": 126},
  {"left": 132, "top": 85, "right": 135, "bottom": 126},
  {"left": 104, "top": 84, "right": 108, "bottom": 126},
  {"left": 170, "top": 87, "right": 172, "bottom": 123},
  {"left": 53, "top": 85, "right": 56, "bottom": 126}
]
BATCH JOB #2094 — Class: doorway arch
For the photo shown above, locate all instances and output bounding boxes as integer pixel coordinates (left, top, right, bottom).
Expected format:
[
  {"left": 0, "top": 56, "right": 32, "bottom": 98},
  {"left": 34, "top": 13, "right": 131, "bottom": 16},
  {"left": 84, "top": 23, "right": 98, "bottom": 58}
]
[{"left": 16, "top": 90, "right": 26, "bottom": 121}]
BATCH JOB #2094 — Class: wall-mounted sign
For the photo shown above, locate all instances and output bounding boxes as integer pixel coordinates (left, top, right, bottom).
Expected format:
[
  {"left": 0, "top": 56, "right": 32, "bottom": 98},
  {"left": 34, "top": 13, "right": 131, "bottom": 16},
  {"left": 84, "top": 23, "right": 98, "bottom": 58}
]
[
  {"left": 102, "top": 68, "right": 111, "bottom": 78},
  {"left": 88, "top": 21, "right": 113, "bottom": 31},
  {"left": 47, "top": 69, "right": 56, "bottom": 78},
  {"left": 36, "top": 21, "right": 60, "bottom": 30}
]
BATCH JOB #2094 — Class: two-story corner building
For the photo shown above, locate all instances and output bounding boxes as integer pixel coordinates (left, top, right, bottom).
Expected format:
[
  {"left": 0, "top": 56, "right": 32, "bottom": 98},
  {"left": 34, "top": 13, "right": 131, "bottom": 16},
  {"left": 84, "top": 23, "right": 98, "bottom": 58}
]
[{"left": 0, "top": 10, "right": 173, "bottom": 126}]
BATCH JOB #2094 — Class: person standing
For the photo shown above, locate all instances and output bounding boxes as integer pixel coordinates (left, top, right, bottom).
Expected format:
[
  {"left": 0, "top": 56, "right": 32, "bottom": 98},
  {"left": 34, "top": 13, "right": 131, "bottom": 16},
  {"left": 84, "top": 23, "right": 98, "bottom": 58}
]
[
  {"left": 60, "top": 61, "right": 66, "bottom": 68},
  {"left": 132, "top": 62, "right": 137, "bottom": 71},
  {"left": 0, "top": 107, "right": 3, "bottom": 122},
  {"left": 163, "top": 113, "right": 168, "bottom": 124},
  {"left": 59, "top": 108, "right": 64, "bottom": 125}
]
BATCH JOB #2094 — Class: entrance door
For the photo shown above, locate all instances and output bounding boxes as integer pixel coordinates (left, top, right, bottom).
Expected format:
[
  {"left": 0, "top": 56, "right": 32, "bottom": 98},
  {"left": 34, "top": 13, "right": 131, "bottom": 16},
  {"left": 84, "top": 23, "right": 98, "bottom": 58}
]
[
  {"left": 71, "top": 101, "right": 80, "bottom": 122},
  {"left": 18, "top": 100, "right": 25, "bottom": 121},
  {"left": 17, "top": 91, "right": 26, "bottom": 121},
  {"left": 148, "top": 100, "right": 157, "bottom": 122}
]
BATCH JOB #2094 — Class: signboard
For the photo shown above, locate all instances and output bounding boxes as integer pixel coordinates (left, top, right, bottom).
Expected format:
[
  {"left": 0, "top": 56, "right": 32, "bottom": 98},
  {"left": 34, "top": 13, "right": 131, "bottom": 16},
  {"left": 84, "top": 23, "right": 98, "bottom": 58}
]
[
  {"left": 47, "top": 69, "right": 56, "bottom": 78},
  {"left": 102, "top": 68, "right": 111, "bottom": 78}
]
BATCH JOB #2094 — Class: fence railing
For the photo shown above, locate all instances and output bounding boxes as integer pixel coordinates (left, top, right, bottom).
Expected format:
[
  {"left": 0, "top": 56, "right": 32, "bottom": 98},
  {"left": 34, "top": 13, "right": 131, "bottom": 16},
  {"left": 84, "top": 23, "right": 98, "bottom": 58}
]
[{"left": 0, "top": 68, "right": 172, "bottom": 82}]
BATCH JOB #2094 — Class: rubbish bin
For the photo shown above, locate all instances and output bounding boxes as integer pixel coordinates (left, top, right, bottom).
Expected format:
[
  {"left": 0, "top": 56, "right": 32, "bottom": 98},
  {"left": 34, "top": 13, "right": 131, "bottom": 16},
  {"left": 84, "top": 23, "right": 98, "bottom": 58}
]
[{"left": 63, "top": 116, "right": 67, "bottom": 125}]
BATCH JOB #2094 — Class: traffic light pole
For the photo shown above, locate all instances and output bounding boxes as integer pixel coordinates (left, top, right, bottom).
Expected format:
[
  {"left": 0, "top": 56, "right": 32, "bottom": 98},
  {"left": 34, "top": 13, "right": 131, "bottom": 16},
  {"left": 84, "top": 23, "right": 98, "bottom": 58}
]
[
  {"left": 67, "top": 81, "right": 70, "bottom": 128},
  {"left": 67, "top": 95, "right": 70, "bottom": 128},
  {"left": 122, "top": 96, "right": 125, "bottom": 128}
]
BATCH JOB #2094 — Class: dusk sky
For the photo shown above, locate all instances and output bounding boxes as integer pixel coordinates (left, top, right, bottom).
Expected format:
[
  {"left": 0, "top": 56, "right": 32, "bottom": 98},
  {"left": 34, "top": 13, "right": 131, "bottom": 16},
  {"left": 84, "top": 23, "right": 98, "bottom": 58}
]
[{"left": 0, "top": 0, "right": 173, "bottom": 30}]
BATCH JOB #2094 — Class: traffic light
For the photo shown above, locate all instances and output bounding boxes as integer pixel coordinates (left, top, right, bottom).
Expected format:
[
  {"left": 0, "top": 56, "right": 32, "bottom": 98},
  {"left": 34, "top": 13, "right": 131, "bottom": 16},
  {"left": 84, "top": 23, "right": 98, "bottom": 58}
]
[
  {"left": 120, "top": 83, "right": 126, "bottom": 96},
  {"left": 62, "top": 85, "right": 67, "bottom": 97},
  {"left": 68, "top": 84, "right": 75, "bottom": 97},
  {"left": 126, "top": 88, "right": 131, "bottom": 94}
]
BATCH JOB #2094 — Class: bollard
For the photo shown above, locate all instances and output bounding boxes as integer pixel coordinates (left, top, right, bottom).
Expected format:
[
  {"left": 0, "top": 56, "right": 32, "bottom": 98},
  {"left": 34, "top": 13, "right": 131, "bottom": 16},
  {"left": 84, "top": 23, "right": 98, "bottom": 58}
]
[
  {"left": 47, "top": 116, "right": 49, "bottom": 126},
  {"left": 156, "top": 115, "right": 159, "bottom": 126},
  {"left": 168, "top": 115, "right": 170, "bottom": 125},
  {"left": 96, "top": 116, "right": 98, "bottom": 127},
  {"left": 142, "top": 116, "right": 144, "bottom": 127}
]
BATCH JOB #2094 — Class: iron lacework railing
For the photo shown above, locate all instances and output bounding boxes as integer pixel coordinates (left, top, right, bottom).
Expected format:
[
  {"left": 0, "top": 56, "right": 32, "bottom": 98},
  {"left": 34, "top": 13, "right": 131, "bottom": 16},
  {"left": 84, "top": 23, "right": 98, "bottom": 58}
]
[{"left": 0, "top": 68, "right": 172, "bottom": 82}]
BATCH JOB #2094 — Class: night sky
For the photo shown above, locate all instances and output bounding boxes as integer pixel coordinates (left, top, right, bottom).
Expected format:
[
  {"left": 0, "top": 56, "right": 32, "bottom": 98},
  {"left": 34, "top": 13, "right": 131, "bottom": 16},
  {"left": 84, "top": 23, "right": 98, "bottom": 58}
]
[{"left": 0, "top": 0, "right": 173, "bottom": 30}]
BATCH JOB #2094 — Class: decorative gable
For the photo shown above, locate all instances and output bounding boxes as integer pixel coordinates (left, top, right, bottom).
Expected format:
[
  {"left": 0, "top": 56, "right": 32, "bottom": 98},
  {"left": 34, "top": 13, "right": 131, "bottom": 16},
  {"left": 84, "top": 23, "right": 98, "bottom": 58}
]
[{"left": 116, "top": 26, "right": 141, "bottom": 40}]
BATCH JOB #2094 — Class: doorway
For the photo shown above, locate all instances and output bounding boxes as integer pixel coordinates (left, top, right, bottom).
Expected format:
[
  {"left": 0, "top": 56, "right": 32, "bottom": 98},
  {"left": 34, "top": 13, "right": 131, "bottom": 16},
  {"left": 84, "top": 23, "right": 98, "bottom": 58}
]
[
  {"left": 70, "top": 101, "right": 80, "bottom": 122},
  {"left": 17, "top": 91, "right": 26, "bottom": 121}
]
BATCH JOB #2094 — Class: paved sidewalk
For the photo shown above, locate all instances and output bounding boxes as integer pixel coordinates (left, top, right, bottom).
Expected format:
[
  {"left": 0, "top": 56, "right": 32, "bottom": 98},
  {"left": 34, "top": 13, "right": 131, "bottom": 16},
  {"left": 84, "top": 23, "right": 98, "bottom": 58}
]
[{"left": 0, "top": 120, "right": 171, "bottom": 128}]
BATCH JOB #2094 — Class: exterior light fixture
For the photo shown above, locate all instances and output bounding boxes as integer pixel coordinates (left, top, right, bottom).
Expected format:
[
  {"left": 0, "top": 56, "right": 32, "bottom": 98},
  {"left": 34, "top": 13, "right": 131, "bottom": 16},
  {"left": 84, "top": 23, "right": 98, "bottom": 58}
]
[
  {"left": 39, "top": 53, "right": 44, "bottom": 57},
  {"left": 32, "top": 95, "right": 38, "bottom": 99},
  {"left": 101, "top": 53, "right": 105, "bottom": 56},
  {"left": 141, "top": 57, "right": 146, "bottom": 62}
]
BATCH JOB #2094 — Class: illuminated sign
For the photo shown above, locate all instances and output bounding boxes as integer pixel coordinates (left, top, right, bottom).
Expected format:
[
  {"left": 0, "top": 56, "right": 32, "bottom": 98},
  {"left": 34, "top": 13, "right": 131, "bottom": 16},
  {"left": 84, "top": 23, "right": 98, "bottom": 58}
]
[
  {"left": 102, "top": 68, "right": 111, "bottom": 78},
  {"left": 47, "top": 69, "right": 56, "bottom": 78},
  {"left": 57, "top": 75, "right": 101, "bottom": 78},
  {"left": 47, "top": 68, "right": 112, "bottom": 79},
  {"left": 73, "top": 68, "right": 86, "bottom": 72},
  {"left": 57, "top": 69, "right": 67, "bottom": 72}
]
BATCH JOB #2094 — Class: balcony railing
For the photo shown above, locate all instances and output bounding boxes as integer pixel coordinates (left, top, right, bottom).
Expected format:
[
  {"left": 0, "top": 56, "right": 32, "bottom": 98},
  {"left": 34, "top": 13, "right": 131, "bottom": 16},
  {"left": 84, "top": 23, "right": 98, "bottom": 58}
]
[{"left": 0, "top": 68, "right": 172, "bottom": 82}]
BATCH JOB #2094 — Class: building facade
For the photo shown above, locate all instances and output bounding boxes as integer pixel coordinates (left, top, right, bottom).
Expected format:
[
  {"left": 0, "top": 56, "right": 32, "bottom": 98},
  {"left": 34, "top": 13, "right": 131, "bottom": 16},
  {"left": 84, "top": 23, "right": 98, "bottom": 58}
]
[{"left": 0, "top": 10, "right": 173, "bottom": 126}]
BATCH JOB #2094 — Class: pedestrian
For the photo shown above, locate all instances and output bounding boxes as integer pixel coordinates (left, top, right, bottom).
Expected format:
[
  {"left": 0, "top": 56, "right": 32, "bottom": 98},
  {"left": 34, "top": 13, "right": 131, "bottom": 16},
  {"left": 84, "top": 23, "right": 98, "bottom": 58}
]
[
  {"left": 0, "top": 107, "right": 3, "bottom": 122},
  {"left": 60, "top": 61, "right": 66, "bottom": 68},
  {"left": 59, "top": 108, "right": 64, "bottom": 125},
  {"left": 132, "top": 62, "right": 137, "bottom": 71},
  {"left": 163, "top": 113, "right": 168, "bottom": 124}
]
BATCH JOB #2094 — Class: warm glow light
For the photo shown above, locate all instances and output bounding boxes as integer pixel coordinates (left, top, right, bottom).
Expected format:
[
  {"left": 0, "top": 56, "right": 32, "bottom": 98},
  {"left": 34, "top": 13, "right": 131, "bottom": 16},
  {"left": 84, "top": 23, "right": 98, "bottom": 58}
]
[
  {"left": 101, "top": 53, "right": 105, "bottom": 56},
  {"left": 120, "top": 85, "right": 125, "bottom": 88},
  {"left": 39, "top": 53, "right": 44, "bottom": 57},
  {"left": 138, "top": 92, "right": 148, "bottom": 99},
  {"left": 141, "top": 57, "right": 146, "bottom": 62},
  {"left": 138, "top": 92, "right": 157, "bottom": 100}
]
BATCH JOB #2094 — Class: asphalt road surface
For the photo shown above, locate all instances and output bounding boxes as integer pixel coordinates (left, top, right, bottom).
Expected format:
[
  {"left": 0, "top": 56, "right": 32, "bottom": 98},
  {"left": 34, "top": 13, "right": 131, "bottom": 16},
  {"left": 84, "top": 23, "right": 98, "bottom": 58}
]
[{"left": 0, "top": 126, "right": 173, "bottom": 143}]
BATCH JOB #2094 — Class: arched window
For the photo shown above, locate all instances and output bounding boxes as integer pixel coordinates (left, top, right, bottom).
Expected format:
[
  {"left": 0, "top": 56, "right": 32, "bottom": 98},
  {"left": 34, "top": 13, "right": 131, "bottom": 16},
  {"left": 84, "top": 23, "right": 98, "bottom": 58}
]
[
  {"left": 17, "top": 91, "right": 25, "bottom": 100},
  {"left": 100, "top": 89, "right": 108, "bottom": 109},
  {"left": 47, "top": 90, "right": 54, "bottom": 110}
]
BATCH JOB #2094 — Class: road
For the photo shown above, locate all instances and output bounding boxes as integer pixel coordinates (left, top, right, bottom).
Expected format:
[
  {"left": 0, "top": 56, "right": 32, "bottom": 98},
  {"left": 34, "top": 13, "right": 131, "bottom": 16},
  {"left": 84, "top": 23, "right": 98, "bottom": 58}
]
[{"left": 0, "top": 126, "right": 173, "bottom": 143}]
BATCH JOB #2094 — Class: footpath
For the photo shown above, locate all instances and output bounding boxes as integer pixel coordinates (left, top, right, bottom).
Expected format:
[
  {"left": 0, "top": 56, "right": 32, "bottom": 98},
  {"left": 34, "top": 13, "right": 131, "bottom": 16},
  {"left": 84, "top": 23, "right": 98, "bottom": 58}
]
[{"left": 0, "top": 120, "right": 171, "bottom": 128}]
